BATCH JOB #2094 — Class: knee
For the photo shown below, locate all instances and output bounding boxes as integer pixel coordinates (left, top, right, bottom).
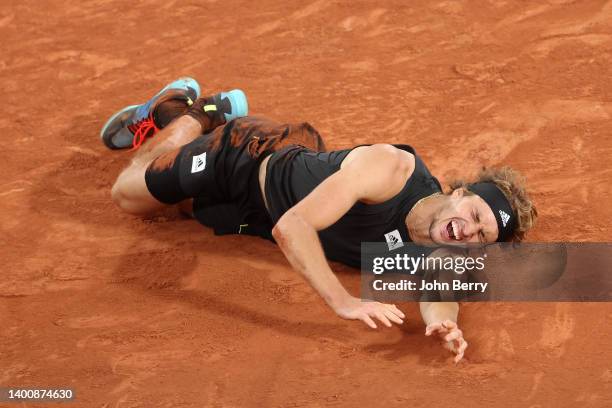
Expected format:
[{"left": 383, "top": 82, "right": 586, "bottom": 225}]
[
  {"left": 111, "top": 179, "right": 132, "bottom": 213},
  {"left": 111, "top": 177, "right": 142, "bottom": 215},
  {"left": 111, "top": 166, "right": 164, "bottom": 216}
]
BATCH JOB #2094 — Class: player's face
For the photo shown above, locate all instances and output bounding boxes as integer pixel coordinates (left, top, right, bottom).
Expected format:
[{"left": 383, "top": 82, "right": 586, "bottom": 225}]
[{"left": 430, "top": 189, "right": 499, "bottom": 245}]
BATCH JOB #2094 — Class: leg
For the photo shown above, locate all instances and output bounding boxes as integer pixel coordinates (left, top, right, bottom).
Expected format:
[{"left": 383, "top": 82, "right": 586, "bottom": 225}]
[
  {"left": 111, "top": 115, "right": 203, "bottom": 215},
  {"left": 109, "top": 88, "right": 249, "bottom": 215}
]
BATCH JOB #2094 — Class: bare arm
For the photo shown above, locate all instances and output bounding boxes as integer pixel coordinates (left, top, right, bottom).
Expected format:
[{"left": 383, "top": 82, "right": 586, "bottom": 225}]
[{"left": 272, "top": 144, "right": 412, "bottom": 328}]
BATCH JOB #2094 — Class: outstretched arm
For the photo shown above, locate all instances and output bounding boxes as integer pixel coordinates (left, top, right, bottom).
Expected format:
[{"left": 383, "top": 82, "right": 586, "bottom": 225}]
[
  {"left": 272, "top": 144, "right": 412, "bottom": 329},
  {"left": 420, "top": 301, "right": 468, "bottom": 362}
]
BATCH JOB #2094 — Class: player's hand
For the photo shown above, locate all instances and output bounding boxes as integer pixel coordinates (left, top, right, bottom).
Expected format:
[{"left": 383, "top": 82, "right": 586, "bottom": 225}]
[
  {"left": 425, "top": 319, "right": 468, "bottom": 363},
  {"left": 333, "top": 295, "right": 405, "bottom": 329}
]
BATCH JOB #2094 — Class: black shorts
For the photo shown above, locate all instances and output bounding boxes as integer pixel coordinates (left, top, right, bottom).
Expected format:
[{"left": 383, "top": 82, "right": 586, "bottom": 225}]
[{"left": 144, "top": 117, "right": 326, "bottom": 239}]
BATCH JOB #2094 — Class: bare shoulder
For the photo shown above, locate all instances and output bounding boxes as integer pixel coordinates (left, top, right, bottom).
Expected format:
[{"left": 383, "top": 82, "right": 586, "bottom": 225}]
[
  {"left": 342, "top": 143, "right": 414, "bottom": 173},
  {"left": 340, "top": 144, "right": 415, "bottom": 203}
]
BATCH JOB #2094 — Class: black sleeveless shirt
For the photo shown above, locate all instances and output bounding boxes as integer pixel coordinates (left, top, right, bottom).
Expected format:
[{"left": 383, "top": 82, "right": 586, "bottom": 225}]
[{"left": 264, "top": 145, "right": 442, "bottom": 268}]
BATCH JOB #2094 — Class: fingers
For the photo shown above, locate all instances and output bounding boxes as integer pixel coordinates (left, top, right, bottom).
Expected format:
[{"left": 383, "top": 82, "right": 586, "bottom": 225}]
[
  {"left": 360, "top": 303, "right": 404, "bottom": 329},
  {"left": 442, "top": 326, "right": 465, "bottom": 356},
  {"left": 383, "top": 309, "right": 404, "bottom": 325},
  {"left": 441, "top": 320, "right": 457, "bottom": 330},
  {"left": 350, "top": 302, "right": 406, "bottom": 329},
  {"left": 444, "top": 329, "right": 463, "bottom": 343},
  {"left": 454, "top": 339, "right": 468, "bottom": 363},
  {"left": 384, "top": 304, "right": 406, "bottom": 319},
  {"left": 362, "top": 314, "right": 378, "bottom": 329},
  {"left": 445, "top": 328, "right": 467, "bottom": 363},
  {"left": 374, "top": 311, "right": 393, "bottom": 327},
  {"left": 378, "top": 303, "right": 406, "bottom": 327},
  {"left": 425, "top": 322, "right": 445, "bottom": 336},
  {"left": 425, "top": 320, "right": 468, "bottom": 363},
  {"left": 443, "top": 340, "right": 456, "bottom": 353},
  {"left": 426, "top": 320, "right": 457, "bottom": 336}
]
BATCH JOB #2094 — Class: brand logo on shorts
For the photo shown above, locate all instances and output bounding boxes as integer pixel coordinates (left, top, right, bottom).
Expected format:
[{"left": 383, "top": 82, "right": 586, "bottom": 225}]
[
  {"left": 191, "top": 152, "right": 207, "bottom": 173},
  {"left": 499, "top": 210, "right": 510, "bottom": 228},
  {"left": 384, "top": 229, "right": 404, "bottom": 251}
]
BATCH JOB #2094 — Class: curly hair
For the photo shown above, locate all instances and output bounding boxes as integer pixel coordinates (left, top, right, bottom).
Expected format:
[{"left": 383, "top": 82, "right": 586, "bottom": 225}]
[{"left": 449, "top": 167, "right": 538, "bottom": 241}]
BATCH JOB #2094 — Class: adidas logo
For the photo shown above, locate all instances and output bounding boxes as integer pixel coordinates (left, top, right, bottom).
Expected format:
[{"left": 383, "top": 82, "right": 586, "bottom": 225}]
[
  {"left": 384, "top": 229, "right": 404, "bottom": 251},
  {"left": 499, "top": 210, "right": 510, "bottom": 227},
  {"left": 191, "top": 152, "right": 207, "bottom": 173}
]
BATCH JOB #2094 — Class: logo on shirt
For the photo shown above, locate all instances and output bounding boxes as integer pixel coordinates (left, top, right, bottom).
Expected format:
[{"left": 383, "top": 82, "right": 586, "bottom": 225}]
[
  {"left": 384, "top": 229, "right": 404, "bottom": 251},
  {"left": 499, "top": 210, "right": 510, "bottom": 228},
  {"left": 191, "top": 152, "right": 207, "bottom": 173}
]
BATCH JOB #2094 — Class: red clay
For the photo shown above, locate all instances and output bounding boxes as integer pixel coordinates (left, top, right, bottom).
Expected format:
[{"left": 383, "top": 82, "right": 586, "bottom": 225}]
[{"left": 1, "top": 0, "right": 611, "bottom": 407}]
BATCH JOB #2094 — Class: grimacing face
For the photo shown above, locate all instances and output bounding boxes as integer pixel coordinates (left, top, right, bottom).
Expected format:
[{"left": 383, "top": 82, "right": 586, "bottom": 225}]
[{"left": 429, "top": 188, "right": 500, "bottom": 245}]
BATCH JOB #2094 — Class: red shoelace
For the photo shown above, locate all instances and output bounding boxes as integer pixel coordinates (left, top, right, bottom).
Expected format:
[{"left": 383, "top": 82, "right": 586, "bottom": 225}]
[{"left": 128, "top": 115, "right": 159, "bottom": 150}]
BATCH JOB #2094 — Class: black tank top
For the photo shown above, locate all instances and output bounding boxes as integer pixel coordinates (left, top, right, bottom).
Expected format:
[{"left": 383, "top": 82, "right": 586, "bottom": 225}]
[{"left": 264, "top": 144, "right": 442, "bottom": 268}]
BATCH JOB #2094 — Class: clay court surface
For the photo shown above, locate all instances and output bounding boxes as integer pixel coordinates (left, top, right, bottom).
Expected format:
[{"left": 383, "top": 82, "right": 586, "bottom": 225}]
[{"left": 1, "top": 0, "right": 612, "bottom": 406}]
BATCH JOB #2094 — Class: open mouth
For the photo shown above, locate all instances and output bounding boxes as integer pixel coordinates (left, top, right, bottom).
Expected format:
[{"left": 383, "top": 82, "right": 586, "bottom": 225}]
[{"left": 446, "top": 220, "right": 461, "bottom": 241}]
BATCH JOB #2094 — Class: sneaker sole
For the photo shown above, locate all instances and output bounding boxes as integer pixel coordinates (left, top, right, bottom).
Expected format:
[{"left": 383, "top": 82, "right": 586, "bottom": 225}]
[{"left": 100, "top": 105, "right": 139, "bottom": 149}]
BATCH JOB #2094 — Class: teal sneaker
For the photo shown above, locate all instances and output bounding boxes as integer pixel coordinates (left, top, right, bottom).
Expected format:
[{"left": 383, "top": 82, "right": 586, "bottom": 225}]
[
  {"left": 217, "top": 89, "right": 249, "bottom": 122},
  {"left": 100, "top": 77, "right": 201, "bottom": 150},
  {"left": 185, "top": 89, "right": 249, "bottom": 133}
]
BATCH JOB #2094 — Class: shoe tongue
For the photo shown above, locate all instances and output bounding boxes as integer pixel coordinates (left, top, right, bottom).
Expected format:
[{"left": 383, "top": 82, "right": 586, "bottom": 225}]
[
  {"left": 217, "top": 94, "right": 232, "bottom": 115},
  {"left": 134, "top": 99, "right": 154, "bottom": 121}
]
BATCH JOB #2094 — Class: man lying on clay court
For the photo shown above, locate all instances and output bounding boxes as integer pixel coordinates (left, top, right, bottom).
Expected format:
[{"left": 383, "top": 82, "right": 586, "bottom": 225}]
[{"left": 102, "top": 78, "right": 537, "bottom": 363}]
